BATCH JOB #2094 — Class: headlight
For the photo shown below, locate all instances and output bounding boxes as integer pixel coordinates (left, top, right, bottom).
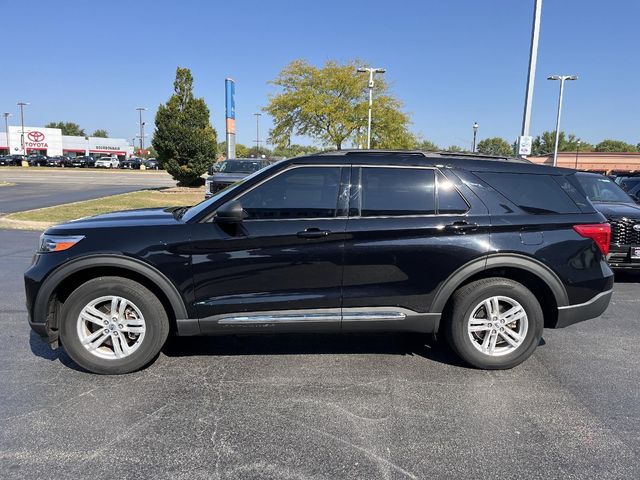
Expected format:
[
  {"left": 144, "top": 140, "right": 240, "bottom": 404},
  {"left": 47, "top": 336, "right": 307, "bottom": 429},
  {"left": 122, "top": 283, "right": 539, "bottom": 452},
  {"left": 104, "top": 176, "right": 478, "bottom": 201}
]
[{"left": 38, "top": 234, "right": 85, "bottom": 253}]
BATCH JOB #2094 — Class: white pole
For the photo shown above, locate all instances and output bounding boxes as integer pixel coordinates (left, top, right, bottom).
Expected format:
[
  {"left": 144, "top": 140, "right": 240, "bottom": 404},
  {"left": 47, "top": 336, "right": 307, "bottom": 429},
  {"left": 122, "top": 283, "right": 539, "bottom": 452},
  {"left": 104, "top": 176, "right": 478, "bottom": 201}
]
[
  {"left": 552, "top": 78, "right": 565, "bottom": 167},
  {"left": 521, "top": 0, "right": 543, "bottom": 138}
]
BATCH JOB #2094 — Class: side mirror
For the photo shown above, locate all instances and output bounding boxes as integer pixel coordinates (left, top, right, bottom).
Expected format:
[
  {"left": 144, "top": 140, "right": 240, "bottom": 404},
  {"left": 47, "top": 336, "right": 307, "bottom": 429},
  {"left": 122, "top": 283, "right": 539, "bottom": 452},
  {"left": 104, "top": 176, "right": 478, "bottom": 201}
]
[{"left": 214, "top": 200, "right": 244, "bottom": 224}]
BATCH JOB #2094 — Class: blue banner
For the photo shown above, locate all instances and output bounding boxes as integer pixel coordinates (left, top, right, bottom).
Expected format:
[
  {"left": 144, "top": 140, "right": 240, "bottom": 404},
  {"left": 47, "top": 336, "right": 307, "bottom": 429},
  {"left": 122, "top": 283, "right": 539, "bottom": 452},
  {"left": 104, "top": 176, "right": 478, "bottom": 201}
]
[{"left": 225, "top": 78, "right": 235, "bottom": 120}]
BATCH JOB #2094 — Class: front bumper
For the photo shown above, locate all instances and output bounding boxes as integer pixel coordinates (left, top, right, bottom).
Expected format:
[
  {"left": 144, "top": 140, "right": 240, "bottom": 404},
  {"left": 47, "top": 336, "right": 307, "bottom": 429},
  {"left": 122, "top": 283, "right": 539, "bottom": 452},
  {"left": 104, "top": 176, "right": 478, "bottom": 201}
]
[
  {"left": 608, "top": 244, "right": 640, "bottom": 269},
  {"left": 556, "top": 289, "right": 613, "bottom": 328},
  {"left": 205, "top": 182, "right": 234, "bottom": 198}
]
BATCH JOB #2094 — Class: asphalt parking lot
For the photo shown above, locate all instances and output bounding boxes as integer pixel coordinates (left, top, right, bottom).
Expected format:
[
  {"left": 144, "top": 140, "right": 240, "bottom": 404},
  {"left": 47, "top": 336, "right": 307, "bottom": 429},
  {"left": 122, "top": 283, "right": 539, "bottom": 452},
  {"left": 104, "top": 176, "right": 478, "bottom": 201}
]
[
  {"left": 0, "top": 168, "right": 175, "bottom": 213},
  {"left": 0, "top": 229, "right": 638, "bottom": 479}
]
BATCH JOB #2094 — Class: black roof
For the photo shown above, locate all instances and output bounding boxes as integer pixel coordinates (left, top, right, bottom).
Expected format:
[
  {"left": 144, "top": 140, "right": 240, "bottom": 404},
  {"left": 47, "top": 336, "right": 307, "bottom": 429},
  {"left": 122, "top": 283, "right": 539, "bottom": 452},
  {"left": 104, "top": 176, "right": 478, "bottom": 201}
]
[{"left": 286, "top": 150, "right": 574, "bottom": 175}]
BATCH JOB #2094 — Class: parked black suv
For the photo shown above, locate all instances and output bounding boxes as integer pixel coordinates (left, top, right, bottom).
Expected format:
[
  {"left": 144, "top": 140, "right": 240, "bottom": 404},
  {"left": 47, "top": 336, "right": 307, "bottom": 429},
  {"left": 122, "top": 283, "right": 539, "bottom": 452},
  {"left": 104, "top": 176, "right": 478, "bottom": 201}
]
[
  {"left": 575, "top": 172, "right": 640, "bottom": 269},
  {"left": 25, "top": 151, "right": 613, "bottom": 374}
]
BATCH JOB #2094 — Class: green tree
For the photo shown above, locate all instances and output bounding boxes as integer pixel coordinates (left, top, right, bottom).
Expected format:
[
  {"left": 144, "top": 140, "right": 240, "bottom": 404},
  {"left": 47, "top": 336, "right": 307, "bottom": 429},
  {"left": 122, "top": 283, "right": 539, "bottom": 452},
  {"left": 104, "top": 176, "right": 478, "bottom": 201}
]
[
  {"left": 91, "top": 129, "right": 108, "bottom": 138},
  {"left": 476, "top": 137, "right": 513, "bottom": 156},
  {"left": 245, "top": 146, "right": 272, "bottom": 158},
  {"left": 415, "top": 139, "right": 440, "bottom": 151},
  {"left": 45, "top": 121, "right": 85, "bottom": 136},
  {"left": 152, "top": 67, "right": 217, "bottom": 186},
  {"left": 265, "top": 59, "right": 414, "bottom": 150},
  {"left": 446, "top": 145, "right": 465, "bottom": 152},
  {"left": 272, "top": 144, "right": 321, "bottom": 158},
  {"left": 595, "top": 139, "right": 638, "bottom": 152},
  {"left": 532, "top": 131, "right": 592, "bottom": 155}
]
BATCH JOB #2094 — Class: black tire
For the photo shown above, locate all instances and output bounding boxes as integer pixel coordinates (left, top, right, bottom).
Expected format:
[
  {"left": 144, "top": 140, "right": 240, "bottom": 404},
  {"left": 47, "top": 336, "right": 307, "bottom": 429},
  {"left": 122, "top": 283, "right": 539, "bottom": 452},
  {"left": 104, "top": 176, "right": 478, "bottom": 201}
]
[
  {"left": 444, "top": 278, "right": 543, "bottom": 370},
  {"left": 59, "top": 276, "right": 169, "bottom": 374}
]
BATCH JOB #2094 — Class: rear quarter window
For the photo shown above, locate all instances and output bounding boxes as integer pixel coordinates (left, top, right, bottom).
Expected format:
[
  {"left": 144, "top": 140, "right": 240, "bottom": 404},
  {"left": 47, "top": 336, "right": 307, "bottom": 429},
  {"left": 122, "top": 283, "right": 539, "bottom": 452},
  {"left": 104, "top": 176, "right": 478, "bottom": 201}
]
[{"left": 476, "top": 172, "right": 581, "bottom": 214}]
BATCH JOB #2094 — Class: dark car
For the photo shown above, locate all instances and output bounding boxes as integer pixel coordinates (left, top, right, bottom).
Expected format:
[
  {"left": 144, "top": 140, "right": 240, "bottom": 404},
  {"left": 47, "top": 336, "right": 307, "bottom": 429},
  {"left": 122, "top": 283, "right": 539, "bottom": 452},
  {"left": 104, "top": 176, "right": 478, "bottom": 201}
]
[
  {"left": 205, "top": 159, "right": 271, "bottom": 198},
  {"left": 119, "top": 157, "right": 143, "bottom": 169},
  {"left": 28, "top": 154, "right": 49, "bottom": 166},
  {"left": 45, "top": 156, "right": 69, "bottom": 167},
  {"left": 143, "top": 158, "right": 160, "bottom": 170},
  {"left": 25, "top": 150, "right": 613, "bottom": 374},
  {"left": 614, "top": 176, "right": 640, "bottom": 192},
  {"left": 0, "top": 154, "right": 26, "bottom": 166},
  {"left": 67, "top": 156, "right": 95, "bottom": 168},
  {"left": 575, "top": 172, "right": 640, "bottom": 269}
]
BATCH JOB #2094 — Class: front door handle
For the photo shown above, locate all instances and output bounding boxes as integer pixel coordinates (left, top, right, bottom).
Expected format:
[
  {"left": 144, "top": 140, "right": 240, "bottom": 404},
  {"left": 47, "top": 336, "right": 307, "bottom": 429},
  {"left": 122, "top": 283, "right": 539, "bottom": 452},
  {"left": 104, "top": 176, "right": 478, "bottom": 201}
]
[
  {"left": 297, "top": 228, "right": 332, "bottom": 239},
  {"left": 444, "top": 221, "right": 478, "bottom": 234}
]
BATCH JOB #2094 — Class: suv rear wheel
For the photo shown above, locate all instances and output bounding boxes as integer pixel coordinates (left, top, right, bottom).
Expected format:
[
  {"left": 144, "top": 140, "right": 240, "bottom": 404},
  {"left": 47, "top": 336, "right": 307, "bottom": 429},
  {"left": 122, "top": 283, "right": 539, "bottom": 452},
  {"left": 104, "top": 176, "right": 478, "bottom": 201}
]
[
  {"left": 59, "top": 276, "right": 169, "bottom": 374},
  {"left": 445, "top": 278, "right": 543, "bottom": 369}
]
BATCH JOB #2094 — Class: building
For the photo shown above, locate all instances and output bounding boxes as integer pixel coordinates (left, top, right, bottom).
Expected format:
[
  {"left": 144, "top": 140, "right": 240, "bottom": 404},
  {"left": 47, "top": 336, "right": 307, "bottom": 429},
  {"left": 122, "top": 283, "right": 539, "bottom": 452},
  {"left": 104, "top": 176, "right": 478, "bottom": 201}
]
[
  {"left": 0, "top": 126, "right": 134, "bottom": 158},
  {"left": 529, "top": 152, "right": 640, "bottom": 173}
]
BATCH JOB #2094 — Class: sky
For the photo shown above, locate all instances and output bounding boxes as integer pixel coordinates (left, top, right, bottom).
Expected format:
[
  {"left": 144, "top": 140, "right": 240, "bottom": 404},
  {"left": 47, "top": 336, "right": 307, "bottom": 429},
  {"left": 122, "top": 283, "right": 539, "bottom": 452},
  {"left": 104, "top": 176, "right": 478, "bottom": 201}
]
[{"left": 1, "top": 0, "right": 638, "bottom": 150}]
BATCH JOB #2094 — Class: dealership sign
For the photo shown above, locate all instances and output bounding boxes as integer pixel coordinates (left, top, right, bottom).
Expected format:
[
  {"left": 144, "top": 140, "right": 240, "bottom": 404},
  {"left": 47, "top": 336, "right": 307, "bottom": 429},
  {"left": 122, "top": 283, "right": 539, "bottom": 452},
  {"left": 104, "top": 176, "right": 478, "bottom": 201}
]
[{"left": 25, "top": 130, "right": 48, "bottom": 149}]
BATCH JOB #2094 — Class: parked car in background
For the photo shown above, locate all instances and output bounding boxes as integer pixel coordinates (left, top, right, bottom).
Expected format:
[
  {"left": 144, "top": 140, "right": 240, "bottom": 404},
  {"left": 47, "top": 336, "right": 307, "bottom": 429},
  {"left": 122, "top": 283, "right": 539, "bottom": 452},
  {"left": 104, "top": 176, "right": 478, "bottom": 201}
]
[
  {"left": 120, "top": 157, "right": 144, "bottom": 169},
  {"left": 45, "top": 156, "right": 70, "bottom": 167},
  {"left": 25, "top": 151, "right": 613, "bottom": 374},
  {"left": 576, "top": 172, "right": 640, "bottom": 269},
  {"left": 205, "top": 159, "right": 271, "bottom": 198},
  {"left": 28, "top": 155, "right": 49, "bottom": 166},
  {"left": 143, "top": 158, "right": 160, "bottom": 170},
  {"left": 0, "top": 155, "right": 26, "bottom": 166},
  {"left": 614, "top": 176, "right": 640, "bottom": 193},
  {"left": 94, "top": 156, "right": 120, "bottom": 168},
  {"left": 68, "top": 156, "right": 96, "bottom": 168}
]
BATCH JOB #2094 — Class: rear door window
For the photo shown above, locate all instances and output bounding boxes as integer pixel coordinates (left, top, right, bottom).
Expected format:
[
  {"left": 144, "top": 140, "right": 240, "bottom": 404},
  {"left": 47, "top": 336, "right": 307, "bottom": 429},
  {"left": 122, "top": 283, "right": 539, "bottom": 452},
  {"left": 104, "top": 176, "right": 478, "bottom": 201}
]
[
  {"left": 360, "top": 168, "right": 436, "bottom": 216},
  {"left": 476, "top": 172, "right": 581, "bottom": 214}
]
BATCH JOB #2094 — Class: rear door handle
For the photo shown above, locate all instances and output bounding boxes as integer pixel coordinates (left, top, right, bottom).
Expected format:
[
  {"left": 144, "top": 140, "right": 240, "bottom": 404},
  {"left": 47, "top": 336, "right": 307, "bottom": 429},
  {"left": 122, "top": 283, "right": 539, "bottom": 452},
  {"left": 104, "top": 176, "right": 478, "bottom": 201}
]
[
  {"left": 444, "top": 221, "right": 478, "bottom": 234},
  {"left": 297, "top": 228, "right": 332, "bottom": 239}
]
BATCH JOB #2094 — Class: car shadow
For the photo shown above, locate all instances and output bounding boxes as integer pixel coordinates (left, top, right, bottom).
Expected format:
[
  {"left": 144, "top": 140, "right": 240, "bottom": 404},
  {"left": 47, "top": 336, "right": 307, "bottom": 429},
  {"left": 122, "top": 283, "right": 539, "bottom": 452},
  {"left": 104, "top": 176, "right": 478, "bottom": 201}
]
[
  {"left": 162, "top": 332, "right": 471, "bottom": 368},
  {"left": 29, "top": 331, "right": 87, "bottom": 372}
]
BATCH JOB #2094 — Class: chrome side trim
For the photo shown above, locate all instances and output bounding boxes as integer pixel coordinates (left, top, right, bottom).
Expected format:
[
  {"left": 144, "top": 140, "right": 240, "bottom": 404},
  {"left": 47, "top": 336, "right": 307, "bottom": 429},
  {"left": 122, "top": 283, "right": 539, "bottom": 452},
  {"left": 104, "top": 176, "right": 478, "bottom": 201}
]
[
  {"left": 557, "top": 289, "right": 614, "bottom": 310},
  {"left": 218, "top": 313, "right": 341, "bottom": 324},
  {"left": 341, "top": 311, "right": 406, "bottom": 321}
]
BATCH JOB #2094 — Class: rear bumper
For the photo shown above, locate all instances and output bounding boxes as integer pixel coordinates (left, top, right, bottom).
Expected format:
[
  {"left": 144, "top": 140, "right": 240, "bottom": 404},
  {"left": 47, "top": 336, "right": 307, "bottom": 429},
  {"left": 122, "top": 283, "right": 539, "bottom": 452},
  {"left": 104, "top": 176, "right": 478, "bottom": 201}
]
[
  {"left": 608, "top": 244, "right": 640, "bottom": 269},
  {"left": 555, "top": 289, "right": 613, "bottom": 328}
]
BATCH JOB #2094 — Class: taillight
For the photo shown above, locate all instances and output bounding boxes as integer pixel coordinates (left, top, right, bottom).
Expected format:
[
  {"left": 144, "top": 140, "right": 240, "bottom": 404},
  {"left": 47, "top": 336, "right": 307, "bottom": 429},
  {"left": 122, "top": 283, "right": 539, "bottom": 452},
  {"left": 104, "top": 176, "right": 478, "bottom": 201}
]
[{"left": 573, "top": 223, "right": 611, "bottom": 256}]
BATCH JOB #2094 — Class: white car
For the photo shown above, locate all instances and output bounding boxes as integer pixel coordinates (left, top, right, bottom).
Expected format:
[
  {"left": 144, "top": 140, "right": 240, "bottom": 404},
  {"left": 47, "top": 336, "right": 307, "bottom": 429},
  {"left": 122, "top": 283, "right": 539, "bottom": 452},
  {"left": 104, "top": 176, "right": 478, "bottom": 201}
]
[{"left": 94, "top": 156, "right": 120, "bottom": 168}]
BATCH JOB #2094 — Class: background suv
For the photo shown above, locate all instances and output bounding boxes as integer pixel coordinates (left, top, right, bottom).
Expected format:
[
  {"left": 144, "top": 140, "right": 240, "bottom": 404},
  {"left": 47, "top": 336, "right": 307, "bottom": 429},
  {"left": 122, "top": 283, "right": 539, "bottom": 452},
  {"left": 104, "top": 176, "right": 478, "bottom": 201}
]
[
  {"left": 25, "top": 151, "right": 613, "bottom": 374},
  {"left": 576, "top": 172, "right": 640, "bottom": 269},
  {"left": 205, "top": 158, "right": 271, "bottom": 197}
]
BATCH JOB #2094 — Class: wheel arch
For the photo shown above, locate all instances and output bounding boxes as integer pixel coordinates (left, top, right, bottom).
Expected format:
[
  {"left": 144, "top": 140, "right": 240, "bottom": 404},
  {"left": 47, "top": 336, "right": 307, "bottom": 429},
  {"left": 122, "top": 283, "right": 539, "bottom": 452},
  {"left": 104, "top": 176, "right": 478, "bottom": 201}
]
[
  {"left": 431, "top": 254, "right": 568, "bottom": 331},
  {"left": 36, "top": 255, "right": 189, "bottom": 336}
]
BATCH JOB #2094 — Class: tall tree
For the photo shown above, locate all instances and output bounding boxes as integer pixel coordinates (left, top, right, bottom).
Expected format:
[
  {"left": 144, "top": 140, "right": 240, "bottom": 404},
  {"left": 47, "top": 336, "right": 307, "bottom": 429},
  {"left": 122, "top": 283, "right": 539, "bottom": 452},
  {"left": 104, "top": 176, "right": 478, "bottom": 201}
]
[
  {"left": 595, "top": 139, "right": 638, "bottom": 152},
  {"left": 152, "top": 67, "right": 217, "bottom": 186},
  {"left": 91, "top": 129, "right": 108, "bottom": 138},
  {"left": 45, "top": 121, "right": 85, "bottom": 136},
  {"left": 272, "top": 144, "right": 320, "bottom": 158},
  {"left": 532, "top": 131, "right": 592, "bottom": 155},
  {"left": 477, "top": 137, "right": 513, "bottom": 156},
  {"left": 265, "top": 59, "right": 414, "bottom": 150},
  {"left": 415, "top": 139, "right": 440, "bottom": 151}
]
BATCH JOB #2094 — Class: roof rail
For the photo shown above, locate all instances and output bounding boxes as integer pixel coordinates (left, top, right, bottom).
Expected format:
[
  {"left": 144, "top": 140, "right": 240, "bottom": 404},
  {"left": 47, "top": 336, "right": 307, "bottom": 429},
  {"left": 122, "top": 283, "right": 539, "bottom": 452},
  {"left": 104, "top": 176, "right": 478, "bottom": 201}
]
[{"left": 318, "top": 149, "right": 529, "bottom": 163}]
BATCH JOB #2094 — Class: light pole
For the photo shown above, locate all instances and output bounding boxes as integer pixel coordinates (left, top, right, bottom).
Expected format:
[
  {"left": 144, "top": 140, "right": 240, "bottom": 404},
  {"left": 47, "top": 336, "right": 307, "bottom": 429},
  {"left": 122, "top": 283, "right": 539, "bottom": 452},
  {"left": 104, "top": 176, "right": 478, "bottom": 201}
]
[
  {"left": 17, "top": 102, "right": 29, "bottom": 156},
  {"left": 3, "top": 113, "right": 11, "bottom": 153},
  {"left": 357, "top": 67, "right": 386, "bottom": 149},
  {"left": 253, "top": 112, "right": 262, "bottom": 154},
  {"left": 136, "top": 107, "right": 146, "bottom": 152},
  {"left": 575, "top": 140, "right": 581, "bottom": 169},
  {"left": 548, "top": 75, "right": 578, "bottom": 167},
  {"left": 521, "top": 0, "right": 543, "bottom": 141},
  {"left": 472, "top": 122, "right": 479, "bottom": 152}
]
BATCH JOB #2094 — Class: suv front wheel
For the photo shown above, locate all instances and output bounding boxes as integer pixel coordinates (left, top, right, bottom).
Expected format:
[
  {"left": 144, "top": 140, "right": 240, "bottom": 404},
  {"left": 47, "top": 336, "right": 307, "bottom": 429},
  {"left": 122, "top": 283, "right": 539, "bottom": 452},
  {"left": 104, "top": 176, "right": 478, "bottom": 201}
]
[
  {"left": 445, "top": 278, "right": 543, "bottom": 369},
  {"left": 59, "top": 276, "right": 169, "bottom": 374}
]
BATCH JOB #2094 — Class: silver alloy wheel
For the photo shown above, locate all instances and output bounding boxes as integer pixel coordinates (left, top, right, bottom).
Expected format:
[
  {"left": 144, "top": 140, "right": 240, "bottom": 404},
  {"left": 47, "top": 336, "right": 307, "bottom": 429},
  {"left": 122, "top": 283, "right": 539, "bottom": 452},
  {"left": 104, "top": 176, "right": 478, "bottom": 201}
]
[
  {"left": 467, "top": 295, "right": 528, "bottom": 357},
  {"left": 76, "top": 295, "right": 146, "bottom": 360}
]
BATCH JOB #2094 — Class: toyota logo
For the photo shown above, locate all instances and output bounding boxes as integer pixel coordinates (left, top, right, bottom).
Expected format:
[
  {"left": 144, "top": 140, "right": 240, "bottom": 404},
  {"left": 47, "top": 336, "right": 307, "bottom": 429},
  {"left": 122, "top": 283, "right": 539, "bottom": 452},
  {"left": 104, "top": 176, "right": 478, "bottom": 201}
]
[
  {"left": 633, "top": 224, "right": 640, "bottom": 232},
  {"left": 27, "top": 131, "right": 45, "bottom": 142}
]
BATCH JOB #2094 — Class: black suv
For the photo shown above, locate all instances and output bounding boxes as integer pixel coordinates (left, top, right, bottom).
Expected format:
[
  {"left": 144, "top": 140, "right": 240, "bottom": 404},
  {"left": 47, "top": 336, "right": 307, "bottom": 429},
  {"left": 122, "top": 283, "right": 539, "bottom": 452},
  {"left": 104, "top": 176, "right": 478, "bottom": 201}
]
[
  {"left": 575, "top": 172, "right": 640, "bottom": 269},
  {"left": 25, "top": 151, "right": 613, "bottom": 374}
]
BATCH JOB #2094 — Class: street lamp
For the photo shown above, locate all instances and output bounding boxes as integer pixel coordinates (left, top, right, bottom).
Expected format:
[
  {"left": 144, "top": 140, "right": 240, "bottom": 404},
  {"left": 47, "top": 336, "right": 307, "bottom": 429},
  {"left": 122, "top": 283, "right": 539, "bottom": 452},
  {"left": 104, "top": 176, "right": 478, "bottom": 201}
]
[
  {"left": 357, "top": 67, "right": 386, "bottom": 149},
  {"left": 3, "top": 113, "right": 11, "bottom": 154},
  {"left": 548, "top": 75, "right": 578, "bottom": 166},
  {"left": 253, "top": 112, "right": 262, "bottom": 153},
  {"left": 472, "top": 122, "right": 479, "bottom": 152},
  {"left": 136, "top": 107, "right": 147, "bottom": 151},
  {"left": 17, "top": 102, "right": 29, "bottom": 156}
]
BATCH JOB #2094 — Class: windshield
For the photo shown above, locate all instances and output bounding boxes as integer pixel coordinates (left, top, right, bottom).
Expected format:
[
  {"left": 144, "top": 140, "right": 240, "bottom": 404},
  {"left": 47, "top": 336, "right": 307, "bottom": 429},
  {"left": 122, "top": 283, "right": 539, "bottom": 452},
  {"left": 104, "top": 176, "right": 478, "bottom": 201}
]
[
  {"left": 181, "top": 162, "right": 282, "bottom": 222},
  {"left": 576, "top": 174, "right": 633, "bottom": 203},
  {"left": 218, "top": 160, "right": 265, "bottom": 174}
]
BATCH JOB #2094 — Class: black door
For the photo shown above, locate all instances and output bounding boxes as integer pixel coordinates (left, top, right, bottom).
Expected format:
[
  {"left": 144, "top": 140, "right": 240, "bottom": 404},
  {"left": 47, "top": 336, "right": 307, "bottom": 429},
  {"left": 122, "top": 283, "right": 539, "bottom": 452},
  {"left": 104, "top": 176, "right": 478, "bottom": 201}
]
[
  {"left": 190, "top": 165, "right": 350, "bottom": 333},
  {"left": 341, "top": 166, "right": 491, "bottom": 332}
]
